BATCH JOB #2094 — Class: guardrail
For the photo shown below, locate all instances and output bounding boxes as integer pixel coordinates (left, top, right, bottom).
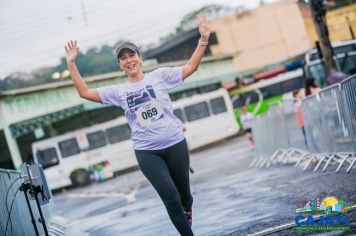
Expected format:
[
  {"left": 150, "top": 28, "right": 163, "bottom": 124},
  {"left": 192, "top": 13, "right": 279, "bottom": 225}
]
[
  {"left": 0, "top": 168, "right": 66, "bottom": 236},
  {"left": 250, "top": 75, "right": 356, "bottom": 173}
]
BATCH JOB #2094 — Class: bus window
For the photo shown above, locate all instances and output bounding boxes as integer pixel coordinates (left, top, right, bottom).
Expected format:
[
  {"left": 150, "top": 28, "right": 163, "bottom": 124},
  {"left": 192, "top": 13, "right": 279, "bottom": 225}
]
[
  {"left": 304, "top": 40, "right": 356, "bottom": 86},
  {"left": 36, "top": 147, "right": 59, "bottom": 169},
  {"left": 338, "top": 54, "right": 356, "bottom": 74},
  {"left": 106, "top": 124, "right": 131, "bottom": 144},
  {"left": 307, "top": 63, "right": 327, "bottom": 86},
  {"left": 210, "top": 97, "right": 227, "bottom": 114},
  {"left": 261, "top": 83, "right": 283, "bottom": 99},
  {"left": 59, "top": 138, "right": 80, "bottom": 158},
  {"left": 184, "top": 102, "right": 210, "bottom": 122},
  {"left": 281, "top": 77, "right": 303, "bottom": 94},
  {"left": 173, "top": 109, "right": 185, "bottom": 123},
  {"left": 87, "top": 130, "right": 107, "bottom": 150}
]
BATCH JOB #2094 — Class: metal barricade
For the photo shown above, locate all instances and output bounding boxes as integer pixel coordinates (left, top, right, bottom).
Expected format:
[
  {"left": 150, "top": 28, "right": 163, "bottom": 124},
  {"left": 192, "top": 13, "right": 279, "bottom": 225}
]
[
  {"left": 0, "top": 168, "right": 63, "bottom": 236},
  {"left": 250, "top": 111, "right": 279, "bottom": 168},
  {"left": 265, "top": 102, "right": 291, "bottom": 166},
  {"left": 339, "top": 76, "right": 356, "bottom": 172},
  {"left": 314, "top": 84, "right": 349, "bottom": 172},
  {"left": 281, "top": 100, "right": 306, "bottom": 150},
  {"left": 250, "top": 75, "right": 355, "bottom": 173},
  {"left": 250, "top": 115, "right": 264, "bottom": 167},
  {"left": 298, "top": 76, "right": 356, "bottom": 173},
  {"left": 297, "top": 94, "right": 331, "bottom": 171},
  {"left": 264, "top": 100, "right": 308, "bottom": 166},
  {"left": 250, "top": 114, "right": 272, "bottom": 167},
  {"left": 279, "top": 100, "right": 308, "bottom": 163}
]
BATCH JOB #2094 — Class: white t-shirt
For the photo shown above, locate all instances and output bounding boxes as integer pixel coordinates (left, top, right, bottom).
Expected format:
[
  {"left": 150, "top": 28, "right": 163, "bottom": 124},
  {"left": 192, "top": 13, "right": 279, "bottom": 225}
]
[
  {"left": 240, "top": 112, "right": 254, "bottom": 130},
  {"left": 97, "top": 66, "right": 185, "bottom": 150}
]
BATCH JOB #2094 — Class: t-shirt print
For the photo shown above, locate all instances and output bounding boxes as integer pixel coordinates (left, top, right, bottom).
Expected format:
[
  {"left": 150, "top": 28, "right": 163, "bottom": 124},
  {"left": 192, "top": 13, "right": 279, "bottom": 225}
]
[
  {"left": 126, "top": 85, "right": 164, "bottom": 127},
  {"left": 97, "top": 66, "right": 184, "bottom": 150}
]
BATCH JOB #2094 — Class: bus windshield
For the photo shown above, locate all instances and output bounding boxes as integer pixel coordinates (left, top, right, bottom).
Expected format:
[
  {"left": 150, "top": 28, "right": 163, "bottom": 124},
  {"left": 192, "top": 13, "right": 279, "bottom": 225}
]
[
  {"left": 307, "top": 63, "right": 327, "bottom": 86},
  {"left": 304, "top": 40, "right": 356, "bottom": 86},
  {"left": 307, "top": 54, "right": 356, "bottom": 86}
]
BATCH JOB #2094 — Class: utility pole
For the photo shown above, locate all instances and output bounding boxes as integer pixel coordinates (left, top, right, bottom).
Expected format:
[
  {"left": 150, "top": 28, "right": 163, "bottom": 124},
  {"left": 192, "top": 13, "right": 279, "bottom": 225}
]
[
  {"left": 309, "top": 0, "right": 337, "bottom": 86},
  {"left": 80, "top": 0, "right": 88, "bottom": 26}
]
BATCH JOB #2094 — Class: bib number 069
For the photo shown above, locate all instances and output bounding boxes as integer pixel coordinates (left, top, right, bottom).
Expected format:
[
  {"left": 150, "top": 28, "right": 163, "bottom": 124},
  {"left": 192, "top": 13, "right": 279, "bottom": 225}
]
[{"left": 141, "top": 108, "right": 158, "bottom": 120}]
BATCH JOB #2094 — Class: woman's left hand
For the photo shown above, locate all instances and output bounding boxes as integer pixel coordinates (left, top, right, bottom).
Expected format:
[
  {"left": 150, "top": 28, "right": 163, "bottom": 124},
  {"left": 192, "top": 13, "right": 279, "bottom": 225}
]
[{"left": 197, "top": 14, "right": 210, "bottom": 41}]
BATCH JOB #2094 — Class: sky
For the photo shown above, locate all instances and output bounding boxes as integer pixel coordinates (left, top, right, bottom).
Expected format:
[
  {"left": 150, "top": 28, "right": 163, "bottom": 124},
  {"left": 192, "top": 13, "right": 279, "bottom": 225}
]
[{"left": 0, "top": 0, "right": 278, "bottom": 78}]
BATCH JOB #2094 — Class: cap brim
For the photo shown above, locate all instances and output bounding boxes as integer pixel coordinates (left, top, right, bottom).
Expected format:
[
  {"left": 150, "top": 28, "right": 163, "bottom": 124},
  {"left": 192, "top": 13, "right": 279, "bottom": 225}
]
[{"left": 117, "top": 46, "right": 138, "bottom": 58}]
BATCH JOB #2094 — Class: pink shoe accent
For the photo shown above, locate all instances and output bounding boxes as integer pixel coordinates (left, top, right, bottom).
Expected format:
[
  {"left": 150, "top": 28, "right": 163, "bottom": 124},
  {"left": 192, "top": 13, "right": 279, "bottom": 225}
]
[{"left": 184, "top": 211, "right": 192, "bottom": 227}]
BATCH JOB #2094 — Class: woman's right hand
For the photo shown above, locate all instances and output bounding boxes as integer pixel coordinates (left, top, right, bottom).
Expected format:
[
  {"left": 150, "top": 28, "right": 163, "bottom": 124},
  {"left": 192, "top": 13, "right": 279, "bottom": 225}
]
[{"left": 65, "top": 40, "right": 79, "bottom": 63}]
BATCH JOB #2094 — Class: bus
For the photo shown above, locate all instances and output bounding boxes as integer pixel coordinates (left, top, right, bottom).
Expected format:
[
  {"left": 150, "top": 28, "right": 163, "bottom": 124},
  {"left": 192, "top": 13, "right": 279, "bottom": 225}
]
[
  {"left": 230, "top": 69, "right": 304, "bottom": 119},
  {"left": 173, "top": 88, "right": 239, "bottom": 150},
  {"left": 32, "top": 117, "right": 135, "bottom": 190},
  {"left": 32, "top": 89, "right": 239, "bottom": 190},
  {"left": 303, "top": 39, "right": 356, "bottom": 87}
]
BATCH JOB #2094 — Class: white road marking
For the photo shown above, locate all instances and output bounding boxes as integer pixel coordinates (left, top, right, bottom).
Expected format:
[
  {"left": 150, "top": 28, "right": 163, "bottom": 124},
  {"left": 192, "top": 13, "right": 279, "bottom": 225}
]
[{"left": 65, "top": 189, "right": 137, "bottom": 203}]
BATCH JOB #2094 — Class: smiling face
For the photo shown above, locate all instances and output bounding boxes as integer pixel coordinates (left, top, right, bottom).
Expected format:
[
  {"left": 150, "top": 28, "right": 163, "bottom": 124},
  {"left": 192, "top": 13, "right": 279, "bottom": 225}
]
[{"left": 118, "top": 49, "right": 142, "bottom": 78}]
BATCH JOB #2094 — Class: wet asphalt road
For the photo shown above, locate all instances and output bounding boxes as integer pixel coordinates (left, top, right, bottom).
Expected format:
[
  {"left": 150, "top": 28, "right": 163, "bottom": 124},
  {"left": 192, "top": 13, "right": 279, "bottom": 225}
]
[{"left": 53, "top": 136, "right": 356, "bottom": 236}]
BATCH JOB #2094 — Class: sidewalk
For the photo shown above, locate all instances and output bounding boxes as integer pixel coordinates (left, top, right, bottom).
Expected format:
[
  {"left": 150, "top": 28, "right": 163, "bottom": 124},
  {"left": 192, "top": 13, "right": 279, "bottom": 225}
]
[{"left": 53, "top": 136, "right": 356, "bottom": 235}]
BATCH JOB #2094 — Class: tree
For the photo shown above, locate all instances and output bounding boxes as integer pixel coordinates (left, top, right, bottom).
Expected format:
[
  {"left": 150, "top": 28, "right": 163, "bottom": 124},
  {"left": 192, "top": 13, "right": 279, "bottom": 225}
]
[
  {"left": 1, "top": 40, "right": 125, "bottom": 91},
  {"left": 160, "top": 4, "right": 241, "bottom": 43},
  {"left": 309, "top": 0, "right": 337, "bottom": 86}
]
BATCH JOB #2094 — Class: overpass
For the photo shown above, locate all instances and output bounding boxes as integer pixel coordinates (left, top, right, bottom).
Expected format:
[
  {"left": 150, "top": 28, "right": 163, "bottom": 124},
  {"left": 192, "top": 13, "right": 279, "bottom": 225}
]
[{"left": 0, "top": 55, "right": 239, "bottom": 169}]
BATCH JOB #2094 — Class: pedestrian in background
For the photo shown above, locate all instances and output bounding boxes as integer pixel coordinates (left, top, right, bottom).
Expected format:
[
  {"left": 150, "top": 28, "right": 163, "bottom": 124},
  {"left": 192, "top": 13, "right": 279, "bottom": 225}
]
[
  {"left": 65, "top": 14, "right": 210, "bottom": 236},
  {"left": 293, "top": 89, "right": 306, "bottom": 139},
  {"left": 304, "top": 77, "right": 321, "bottom": 96},
  {"left": 240, "top": 106, "right": 255, "bottom": 148},
  {"left": 327, "top": 69, "right": 349, "bottom": 85}
]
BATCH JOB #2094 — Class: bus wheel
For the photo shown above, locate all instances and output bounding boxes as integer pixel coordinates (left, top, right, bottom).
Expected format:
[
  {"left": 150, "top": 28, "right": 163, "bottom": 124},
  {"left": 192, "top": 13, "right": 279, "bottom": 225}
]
[{"left": 70, "top": 169, "right": 90, "bottom": 187}]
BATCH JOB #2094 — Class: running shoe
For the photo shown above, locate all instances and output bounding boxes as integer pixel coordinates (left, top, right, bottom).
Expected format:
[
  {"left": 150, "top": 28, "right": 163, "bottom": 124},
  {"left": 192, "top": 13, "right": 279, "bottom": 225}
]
[{"left": 184, "top": 210, "right": 192, "bottom": 227}]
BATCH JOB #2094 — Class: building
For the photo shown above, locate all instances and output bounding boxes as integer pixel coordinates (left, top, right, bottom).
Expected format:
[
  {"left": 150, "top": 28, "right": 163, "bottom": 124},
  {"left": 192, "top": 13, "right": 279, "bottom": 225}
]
[
  {"left": 209, "top": 0, "right": 312, "bottom": 71},
  {"left": 208, "top": 0, "right": 356, "bottom": 72},
  {"left": 300, "top": 3, "right": 356, "bottom": 44}
]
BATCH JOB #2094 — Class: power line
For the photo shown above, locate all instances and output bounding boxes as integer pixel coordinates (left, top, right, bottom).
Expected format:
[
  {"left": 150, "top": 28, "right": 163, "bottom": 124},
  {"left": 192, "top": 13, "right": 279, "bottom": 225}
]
[
  {"left": 0, "top": 5, "right": 197, "bottom": 72},
  {"left": 0, "top": 0, "right": 176, "bottom": 47},
  {"left": 0, "top": 0, "right": 168, "bottom": 36},
  {"left": 0, "top": 0, "right": 145, "bottom": 32},
  {"left": 0, "top": 0, "right": 200, "bottom": 47}
]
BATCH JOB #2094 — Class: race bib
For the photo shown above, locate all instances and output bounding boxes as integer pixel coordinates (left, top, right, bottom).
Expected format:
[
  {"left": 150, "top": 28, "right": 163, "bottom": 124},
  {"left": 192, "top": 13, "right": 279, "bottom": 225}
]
[{"left": 135, "top": 100, "right": 164, "bottom": 127}]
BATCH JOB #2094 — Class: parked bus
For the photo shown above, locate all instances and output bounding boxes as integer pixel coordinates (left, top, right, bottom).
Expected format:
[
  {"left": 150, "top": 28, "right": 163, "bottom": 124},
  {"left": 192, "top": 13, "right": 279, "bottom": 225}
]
[
  {"left": 173, "top": 88, "right": 239, "bottom": 150},
  {"left": 32, "top": 117, "right": 135, "bottom": 190},
  {"left": 303, "top": 39, "right": 356, "bottom": 87},
  {"left": 32, "top": 89, "right": 239, "bottom": 190},
  {"left": 230, "top": 69, "right": 304, "bottom": 119}
]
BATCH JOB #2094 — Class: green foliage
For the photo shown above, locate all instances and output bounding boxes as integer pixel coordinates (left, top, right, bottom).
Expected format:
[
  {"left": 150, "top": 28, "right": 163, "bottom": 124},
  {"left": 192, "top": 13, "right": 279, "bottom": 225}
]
[
  {"left": 1, "top": 41, "right": 123, "bottom": 91},
  {"left": 162, "top": 4, "right": 235, "bottom": 43}
]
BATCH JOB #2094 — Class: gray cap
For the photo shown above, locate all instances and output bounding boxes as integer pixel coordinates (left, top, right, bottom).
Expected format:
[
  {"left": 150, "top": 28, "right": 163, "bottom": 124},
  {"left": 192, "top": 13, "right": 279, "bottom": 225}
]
[{"left": 116, "top": 41, "right": 140, "bottom": 59}]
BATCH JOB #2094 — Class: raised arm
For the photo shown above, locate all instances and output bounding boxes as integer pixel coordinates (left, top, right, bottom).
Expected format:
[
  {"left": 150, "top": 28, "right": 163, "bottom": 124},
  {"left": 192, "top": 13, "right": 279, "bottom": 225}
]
[
  {"left": 182, "top": 15, "right": 211, "bottom": 80},
  {"left": 65, "top": 40, "right": 102, "bottom": 103}
]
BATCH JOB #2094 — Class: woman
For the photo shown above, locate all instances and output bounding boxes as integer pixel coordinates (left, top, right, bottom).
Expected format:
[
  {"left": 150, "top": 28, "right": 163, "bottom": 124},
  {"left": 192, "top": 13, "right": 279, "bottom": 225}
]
[
  {"left": 65, "top": 15, "right": 210, "bottom": 236},
  {"left": 304, "top": 77, "right": 320, "bottom": 96},
  {"left": 292, "top": 89, "right": 306, "bottom": 141},
  {"left": 239, "top": 106, "right": 255, "bottom": 148}
]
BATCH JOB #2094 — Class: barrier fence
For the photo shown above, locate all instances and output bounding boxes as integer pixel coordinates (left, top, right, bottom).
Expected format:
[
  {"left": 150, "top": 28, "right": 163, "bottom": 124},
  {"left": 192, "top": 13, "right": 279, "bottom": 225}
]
[
  {"left": 250, "top": 75, "right": 356, "bottom": 173},
  {"left": 0, "top": 168, "right": 66, "bottom": 236}
]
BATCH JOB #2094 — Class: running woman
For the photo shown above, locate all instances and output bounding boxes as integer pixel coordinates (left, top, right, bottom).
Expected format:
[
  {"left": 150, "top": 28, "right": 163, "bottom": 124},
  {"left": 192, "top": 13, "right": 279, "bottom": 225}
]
[
  {"left": 240, "top": 106, "right": 256, "bottom": 148},
  {"left": 65, "top": 15, "right": 210, "bottom": 236}
]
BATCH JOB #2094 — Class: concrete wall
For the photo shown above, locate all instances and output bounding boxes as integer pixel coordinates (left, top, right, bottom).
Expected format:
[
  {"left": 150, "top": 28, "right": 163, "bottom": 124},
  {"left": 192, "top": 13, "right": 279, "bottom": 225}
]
[
  {"left": 301, "top": 3, "right": 356, "bottom": 44},
  {"left": 210, "top": 0, "right": 312, "bottom": 71}
]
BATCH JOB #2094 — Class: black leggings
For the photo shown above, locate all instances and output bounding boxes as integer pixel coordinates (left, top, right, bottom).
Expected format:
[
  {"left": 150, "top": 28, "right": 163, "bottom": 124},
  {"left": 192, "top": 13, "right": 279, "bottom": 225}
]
[{"left": 135, "top": 139, "right": 194, "bottom": 236}]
